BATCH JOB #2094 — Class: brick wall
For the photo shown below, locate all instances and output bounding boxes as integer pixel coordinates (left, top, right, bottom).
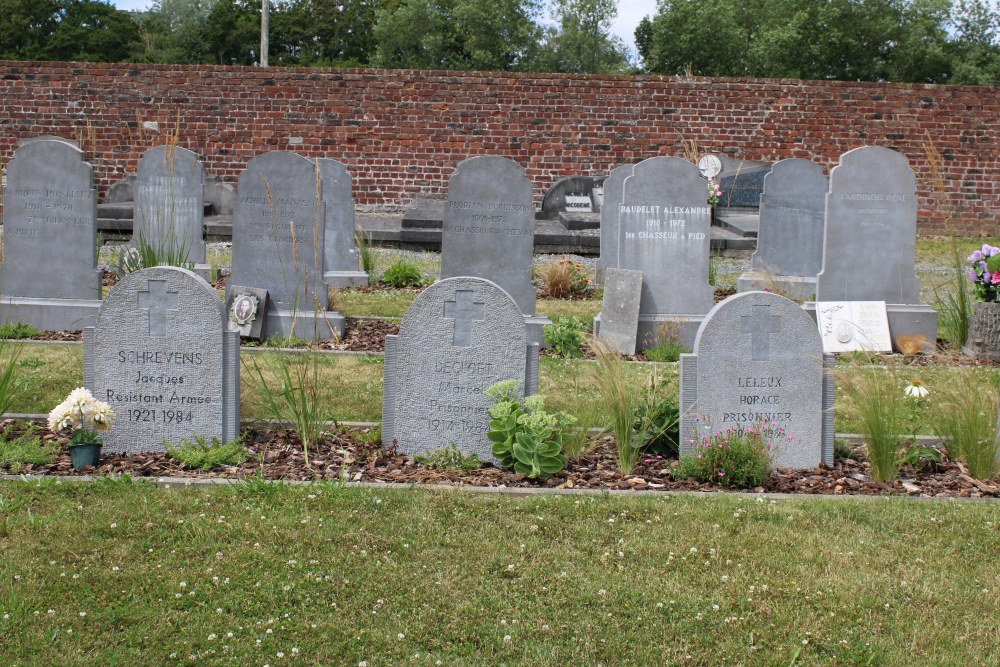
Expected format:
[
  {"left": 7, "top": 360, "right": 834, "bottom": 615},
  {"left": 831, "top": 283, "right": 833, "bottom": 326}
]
[{"left": 1, "top": 60, "right": 997, "bottom": 235}]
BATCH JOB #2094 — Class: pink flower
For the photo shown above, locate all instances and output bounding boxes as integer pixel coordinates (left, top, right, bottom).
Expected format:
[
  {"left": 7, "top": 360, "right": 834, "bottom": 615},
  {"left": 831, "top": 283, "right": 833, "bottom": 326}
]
[{"left": 991, "top": 271, "right": 1000, "bottom": 284}]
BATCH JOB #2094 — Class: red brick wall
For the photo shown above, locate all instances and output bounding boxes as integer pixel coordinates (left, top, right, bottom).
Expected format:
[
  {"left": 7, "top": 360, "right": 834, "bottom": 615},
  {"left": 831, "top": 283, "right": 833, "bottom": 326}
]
[{"left": 1, "top": 60, "right": 997, "bottom": 235}]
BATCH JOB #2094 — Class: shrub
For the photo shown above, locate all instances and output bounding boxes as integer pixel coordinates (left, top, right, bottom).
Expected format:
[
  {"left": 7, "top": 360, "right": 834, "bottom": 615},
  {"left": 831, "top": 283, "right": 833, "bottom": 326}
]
[
  {"left": 486, "top": 380, "right": 572, "bottom": 480},
  {"left": 0, "top": 423, "right": 57, "bottom": 471},
  {"left": 633, "top": 395, "right": 680, "bottom": 458},
  {"left": 381, "top": 261, "right": 424, "bottom": 288},
  {"left": 543, "top": 317, "right": 585, "bottom": 358},
  {"left": 674, "top": 425, "right": 775, "bottom": 488},
  {"left": 643, "top": 341, "right": 687, "bottom": 363},
  {"left": 167, "top": 435, "right": 248, "bottom": 471},
  {"left": 538, "top": 259, "right": 591, "bottom": 298},
  {"left": 414, "top": 443, "right": 482, "bottom": 472},
  {"left": 0, "top": 321, "right": 40, "bottom": 340}
]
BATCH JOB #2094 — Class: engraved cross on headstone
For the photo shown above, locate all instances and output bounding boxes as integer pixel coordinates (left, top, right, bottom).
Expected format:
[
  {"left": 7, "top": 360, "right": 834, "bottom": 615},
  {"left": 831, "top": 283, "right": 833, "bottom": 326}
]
[
  {"left": 137, "top": 279, "right": 179, "bottom": 337},
  {"left": 741, "top": 304, "right": 781, "bottom": 361},
  {"left": 443, "top": 290, "right": 485, "bottom": 347}
]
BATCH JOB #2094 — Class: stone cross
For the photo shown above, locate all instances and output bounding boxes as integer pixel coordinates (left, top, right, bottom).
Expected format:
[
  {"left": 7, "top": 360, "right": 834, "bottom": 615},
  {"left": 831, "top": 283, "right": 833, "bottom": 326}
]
[
  {"left": 443, "top": 290, "right": 485, "bottom": 346},
  {"left": 137, "top": 279, "right": 179, "bottom": 336},
  {"left": 741, "top": 304, "right": 781, "bottom": 361}
]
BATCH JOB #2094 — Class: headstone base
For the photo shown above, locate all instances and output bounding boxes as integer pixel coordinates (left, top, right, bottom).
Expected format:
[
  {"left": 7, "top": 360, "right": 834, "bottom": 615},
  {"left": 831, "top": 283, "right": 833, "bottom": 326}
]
[
  {"left": 0, "top": 297, "right": 102, "bottom": 332},
  {"left": 594, "top": 313, "right": 705, "bottom": 352},
  {"left": 324, "top": 270, "right": 370, "bottom": 288},
  {"left": 264, "top": 308, "right": 346, "bottom": 342},
  {"left": 737, "top": 272, "right": 817, "bottom": 301},
  {"left": 192, "top": 263, "right": 212, "bottom": 283},
  {"left": 803, "top": 302, "right": 937, "bottom": 353}
]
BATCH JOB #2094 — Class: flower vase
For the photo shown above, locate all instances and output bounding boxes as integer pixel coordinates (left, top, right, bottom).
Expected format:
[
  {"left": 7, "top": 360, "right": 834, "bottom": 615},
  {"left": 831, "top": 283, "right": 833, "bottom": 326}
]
[
  {"left": 68, "top": 442, "right": 102, "bottom": 471},
  {"left": 964, "top": 301, "right": 1000, "bottom": 360}
]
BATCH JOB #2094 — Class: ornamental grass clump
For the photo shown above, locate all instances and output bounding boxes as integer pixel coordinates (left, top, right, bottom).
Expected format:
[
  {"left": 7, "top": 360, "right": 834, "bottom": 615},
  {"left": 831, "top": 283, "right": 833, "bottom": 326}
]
[
  {"left": 935, "top": 377, "right": 1000, "bottom": 480},
  {"left": 674, "top": 424, "right": 775, "bottom": 488},
  {"left": 538, "top": 259, "right": 591, "bottom": 298},
  {"left": 838, "top": 366, "right": 908, "bottom": 483}
]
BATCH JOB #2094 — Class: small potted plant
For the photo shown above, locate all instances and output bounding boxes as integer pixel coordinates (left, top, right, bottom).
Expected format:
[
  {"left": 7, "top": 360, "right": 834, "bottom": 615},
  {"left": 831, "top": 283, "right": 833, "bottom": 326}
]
[
  {"left": 706, "top": 177, "right": 722, "bottom": 224},
  {"left": 48, "top": 388, "right": 116, "bottom": 471},
  {"left": 964, "top": 244, "right": 1000, "bottom": 359}
]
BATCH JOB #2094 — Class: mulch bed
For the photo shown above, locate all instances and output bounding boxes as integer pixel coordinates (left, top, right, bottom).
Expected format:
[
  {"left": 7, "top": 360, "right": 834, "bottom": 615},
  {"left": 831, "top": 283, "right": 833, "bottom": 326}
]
[{"left": 8, "top": 421, "right": 997, "bottom": 499}]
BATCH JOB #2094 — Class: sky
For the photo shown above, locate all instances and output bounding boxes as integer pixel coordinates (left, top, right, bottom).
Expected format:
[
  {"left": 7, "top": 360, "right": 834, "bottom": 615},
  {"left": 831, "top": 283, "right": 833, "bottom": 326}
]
[{"left": 108, "top": 0, "right": 658, "bottom": 55}]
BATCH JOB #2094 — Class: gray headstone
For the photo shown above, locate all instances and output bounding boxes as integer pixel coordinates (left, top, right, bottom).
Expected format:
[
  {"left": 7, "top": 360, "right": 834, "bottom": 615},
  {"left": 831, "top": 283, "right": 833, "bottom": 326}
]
[
  {"left": 816, "top": 147, "right": 920, "bottom": 303},
  {"left": 83, "top": 266, "right": 239, "bottom": 454},
  {"left": 540, "top": 176, "right": 604, "bottom": 218},
  {"left": 230, "top": 151, "right": 327, "bottom": 311},
  {"left": 598, "top": 268, "right": 643, "bottom": 355},
  {"left": 596, "top": 164, "right": 632, "bottom": 279},
  {"left": 1, "top": 139, "right": 101, "bottom": 300},
  {"left": 134, "top": 145, "right": 206, "bottom": 264},
  {"left": 440, "top": 156, "right": 536, "bottom": 316},
  {"left": 680, "top": 291, "right": 834, "bottom": 469},
  {"left": 750, "top": 158, "right": 827, "bottom": 277},
  {"left": 617, "top": 157, "right": 713, "bottom": 315},
  {"left": 382, "top": 277, "right": 538, "bottom": 462},
  {"left": 18, "top": 136, "right": 79, "bottom": 148},
  {"left": 318, "top": 158, "right": 367, "bottom": 287}
]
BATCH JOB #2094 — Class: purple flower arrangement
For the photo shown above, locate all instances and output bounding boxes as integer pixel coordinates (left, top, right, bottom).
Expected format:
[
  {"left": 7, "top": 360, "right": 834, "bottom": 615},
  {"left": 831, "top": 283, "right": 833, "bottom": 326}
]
[{"left": 967, "top": 244, "right": 1000, "bottom": 302}]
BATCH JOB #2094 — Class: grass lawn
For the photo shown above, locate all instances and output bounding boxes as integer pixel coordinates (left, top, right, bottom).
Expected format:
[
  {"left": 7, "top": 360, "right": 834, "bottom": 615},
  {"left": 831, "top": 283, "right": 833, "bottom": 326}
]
[{"left": 0, "top": 480, "right": 997, "bottom": 666}]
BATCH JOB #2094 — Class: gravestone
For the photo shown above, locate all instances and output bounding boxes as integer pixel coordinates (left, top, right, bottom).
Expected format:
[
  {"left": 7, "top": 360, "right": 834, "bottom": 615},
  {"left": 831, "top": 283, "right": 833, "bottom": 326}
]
[
  {"left": 597, "top": 268, "right": 643, "bottom": 355},
  {"left": 597, "top": 156, "right": 713, "bottom": 350},
  {"left": 807, "top": 146, "right": 936, "bottom": 350},
  {"left": 738, "top": 158, "right": 827, "bottom": 299},
  {"left": 318, "top": 158, "right": 368, "bottom": 288},
  {"left": 816, "top": 301, "right": 893, "bottom": 353},
  {"left": 439, "top": 156, "right": 547, "bottom": 342},
  {"left": 134, "top": 145, "right": 208, "bottom": 270},
  {"left": 680, "top": 291, "right": 834, "bottom": 469},
  {"left": 0, "top": 139, "right": 102, "bottom": 331},
  {"left": 83, "top": 266, "right": 239, "bottom": 453},
  {"left": 229, "top": 151, "right": 345, "bottom": 340},
  {"left": 595, "top": 164, "right": 633, "bottom": 281},
  {"left": 382, "top": 277, "right": 539, "bottom": 462}
]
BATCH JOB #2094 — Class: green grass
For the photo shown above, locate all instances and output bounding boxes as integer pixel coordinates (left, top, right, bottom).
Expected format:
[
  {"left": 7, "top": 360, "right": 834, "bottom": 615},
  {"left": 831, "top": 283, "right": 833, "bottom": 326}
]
[{"left": 0, "top": 481, "right": 997, "bottom": 665}]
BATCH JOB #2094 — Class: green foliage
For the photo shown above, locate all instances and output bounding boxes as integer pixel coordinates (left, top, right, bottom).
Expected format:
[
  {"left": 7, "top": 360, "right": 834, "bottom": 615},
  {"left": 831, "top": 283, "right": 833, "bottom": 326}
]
[
  {"left": 486, "top": 381, "right": 571, "bottom": 480},
  {"left": 0, "top": 321, "right": 41, "bottom": 340},
  {"left": 637, "top": 0, "right": 999, "bottom": 85},
  {"left": 839, "top": 366, "right": 907, "bottom": 483},
  {"left": 543, "top": 317, "right": 585, "bottom": 358},
  {"left": 901, "top": 444, "right": 943, "bottom": 472},
  {"left": 642, "top": 341, "right": 686, "bottom": 363},
  {"left": 0, "top": 423, "right": 57, "bottom": 471},
  {"left": 537, "top": 0, "right": 631, "bottom": 74},
  {"left": 167, "top": 434, "right": 248, "bottom": 471},
  {"left": 934, "top": 243, "right": 973, "bottom": 346},
  {"left": 0, "top": 338, "right": 25, "bottom": 418},
  {"left": 262, "top": 335, "right": 310, "bottom": 349},
  {"left": 356, "top": 230, "right": 375, "bottom": 275},
  {"left": 674, "top": 425, "right": 773, "bottom": 488},
  {"left": 381, "top": 261, "right": 425, "bottom": 288},
  {"left": 0, "top": 0, "right": 142, "bottom": 63},
  {"left": 116, "top": 231, "right": 192, "bottom": 278},
  {"left": 935, "top": 377, "right": 1000, "bottom": 480},
  {"left": 833, "top": 438, "right": 854, "bottom": 460},
  {"left": 414, "top": 443, "right": 483, "bottom": 472},
  {"left": 632, "top": 395, "right": 680, "bottom": 458}
]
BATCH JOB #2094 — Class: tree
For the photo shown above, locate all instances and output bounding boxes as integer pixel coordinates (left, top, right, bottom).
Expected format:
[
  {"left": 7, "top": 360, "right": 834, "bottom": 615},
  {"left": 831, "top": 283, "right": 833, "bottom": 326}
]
[
  {"left": 372, "top": 0, "right": 543, "bottom": 71},
  {"left": 948, "top": 0, "right": 1000, "bottom": 84},
  {"left": 204, "top": 0, "right": 260, "bottom": 65},
  {"left": 269, "top": 0, "right": 387, "bottom": 66},
  {"left": 0, "top": 0, "right": 140, "bottom": 63},
  {"left": 132, "top": 0, "right": 217, "bottom": 63},
  {"left": 538, "top": 0, "right": 632, "bottom": 73}
]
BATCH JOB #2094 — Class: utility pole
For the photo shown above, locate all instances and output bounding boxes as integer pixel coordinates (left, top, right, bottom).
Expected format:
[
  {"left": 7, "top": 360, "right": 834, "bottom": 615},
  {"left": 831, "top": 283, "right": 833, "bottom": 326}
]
[{"left": 260, "top": 0, "right": 269, "bottom": 67}]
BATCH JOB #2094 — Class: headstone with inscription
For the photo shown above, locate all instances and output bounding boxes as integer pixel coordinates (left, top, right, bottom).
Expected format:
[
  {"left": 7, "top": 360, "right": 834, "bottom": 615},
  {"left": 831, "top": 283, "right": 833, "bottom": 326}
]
[
  {"left": 595, "top": 164, "right": 633, "bottom": 281},
  {"left": 596, "top": 156, "right": 713, "bottom": 350},
  {"left": 806, "top": 146, "right": 936, "bottom": 350},
  {"left": 382, "top": 277, "right": 539, "bottom": 462},
  {"left": 737, "top": 158, "right": 827, "bottom": 299},
  {"left": 0, "top": 139, "right": 102, "bottom": 330},
  {"left": 439, "top": 156, "right": 547, "bottom": 342},
  {"left": 83, "top": 266, "right": 239, "bottom": 454},
  {"left": 134, "top": 145, "right": 208, "bottom": 271},
  {"left": 318, "top": 158, "right": 368, "bottom": 288},
  {"left": 229, "top": 151, "right": 345, "bottom": 340},
  {"left": 680, "top": 291, "right": 834, "bottom": 469}
]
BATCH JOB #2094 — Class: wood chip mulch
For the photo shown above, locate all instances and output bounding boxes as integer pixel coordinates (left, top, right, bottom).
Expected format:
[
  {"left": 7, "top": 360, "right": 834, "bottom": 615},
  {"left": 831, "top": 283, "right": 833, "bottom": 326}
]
[{"left": 8, "top": 423, "right": 997, "bottom": 499}]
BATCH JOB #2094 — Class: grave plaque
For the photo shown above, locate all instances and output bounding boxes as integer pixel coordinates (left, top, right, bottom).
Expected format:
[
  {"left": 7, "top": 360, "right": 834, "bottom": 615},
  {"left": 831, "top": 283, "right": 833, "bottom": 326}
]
[
  {"left": 0, "top": 139, "right": 102, "bottom": 330},
  {"left": 597, "top": 268, "right": 643, "bottom": 355},
  {"left": 134, "top": 145, "right": 206, "bottom": 264},
  {"left": 318, "top": 158, "right": 368, "bottom": 287},
  {"left": 440, "top": 156, "right": 536, "bottom": 316},
  {"left": 810, "top": 146, "right": 936, "bottom": 349},
  {"left": 816, "top": 301, "right": 893, "bottom": 353},
  {"left": 680, "top": 291, "right": 834, "bottom": 469},
  {"left": 83, "top": 267, "right": 239, "bottom": 454},
  {"left": 382, "top": 277, "right": 539, "bottom": 461}
]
